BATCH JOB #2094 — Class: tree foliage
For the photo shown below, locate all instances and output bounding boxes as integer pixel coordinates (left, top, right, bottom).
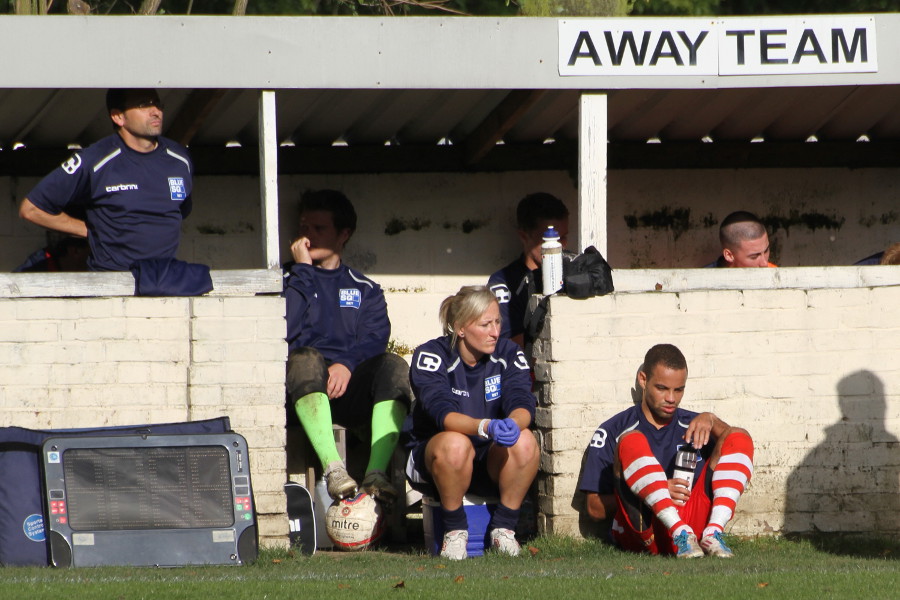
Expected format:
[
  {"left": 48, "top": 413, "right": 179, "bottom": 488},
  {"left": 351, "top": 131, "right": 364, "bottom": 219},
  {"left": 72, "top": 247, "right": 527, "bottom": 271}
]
[
  {"left": 630, "top": 0, "right": 718, "bottom": 15},
  {"left": 2, "top": 0, "right": 514, "bottom": 14},
  {"left": 519, "top": 0, "right": 630, "bottom": 16},
  {"left": 10, "top": 0, "right": 526, "bottom": 14},
  {"left": 631, "top": 0, "right": 900, "bottom": 15},
  {"left": 6, "top": 0, "right": 900, "bottom": 16}
]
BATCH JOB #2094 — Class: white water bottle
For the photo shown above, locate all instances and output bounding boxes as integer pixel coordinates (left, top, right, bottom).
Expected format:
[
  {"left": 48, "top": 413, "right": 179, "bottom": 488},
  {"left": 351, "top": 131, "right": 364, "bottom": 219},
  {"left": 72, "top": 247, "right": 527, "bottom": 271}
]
[
  {"left": 314, "top": 476, "right": 333, "bottom": 549},
  {"left": 673, "top": 445, "right": 699, "bottom": 488},
  {"left": 541, "top": 226, "right": 563, "bottom": 295}
]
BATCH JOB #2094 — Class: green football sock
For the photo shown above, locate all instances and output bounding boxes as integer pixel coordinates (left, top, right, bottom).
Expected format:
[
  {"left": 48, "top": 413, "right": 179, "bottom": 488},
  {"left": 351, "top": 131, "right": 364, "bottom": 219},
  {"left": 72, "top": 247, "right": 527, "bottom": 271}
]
[
  {"left": 365, "top": 399, "right": 405, "bottom": 474},
  {"left": 294, "top": 392, "right": 342, "bottom": 471}
]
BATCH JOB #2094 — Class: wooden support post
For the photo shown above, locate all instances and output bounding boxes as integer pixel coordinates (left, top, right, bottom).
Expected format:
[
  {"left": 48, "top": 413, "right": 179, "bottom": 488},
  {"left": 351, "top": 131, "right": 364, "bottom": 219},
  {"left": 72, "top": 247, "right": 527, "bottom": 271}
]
[
  {"left": 258, "top": 90, "right": 281, "bottom": 270},
  {"left": 578, "top": 93, "right": 608, "bottom": 256}
]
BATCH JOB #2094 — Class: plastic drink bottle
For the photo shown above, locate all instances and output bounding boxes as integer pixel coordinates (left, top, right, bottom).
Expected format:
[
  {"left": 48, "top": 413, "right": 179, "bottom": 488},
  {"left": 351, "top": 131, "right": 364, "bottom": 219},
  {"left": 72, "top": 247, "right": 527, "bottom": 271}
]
[
  {"left": 673, "top": 445, "right": 699, "bottom": 488},
  {"left": 314, "top": 476, "right": 334, "bottom": 549},
  {"left": 541, "top": 226, "right": 563, "bottom": 295}
]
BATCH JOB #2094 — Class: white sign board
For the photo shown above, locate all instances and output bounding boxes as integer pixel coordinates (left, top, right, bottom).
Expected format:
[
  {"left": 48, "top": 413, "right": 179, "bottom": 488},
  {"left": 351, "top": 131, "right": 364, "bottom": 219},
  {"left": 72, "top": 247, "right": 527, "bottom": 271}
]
[
  {"left": 559, "top": 18, "right": 718, "bottom": 76},
  {"left": 559, "top": 16, "right": 877, "bottom": 77}
]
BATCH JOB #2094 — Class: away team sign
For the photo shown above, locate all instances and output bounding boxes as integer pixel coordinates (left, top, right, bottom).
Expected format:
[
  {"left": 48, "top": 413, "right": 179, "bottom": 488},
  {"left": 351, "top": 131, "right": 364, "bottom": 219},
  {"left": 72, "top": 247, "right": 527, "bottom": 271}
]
[{"left": 559, "top": 17, "right": 876, "bottom": 76}]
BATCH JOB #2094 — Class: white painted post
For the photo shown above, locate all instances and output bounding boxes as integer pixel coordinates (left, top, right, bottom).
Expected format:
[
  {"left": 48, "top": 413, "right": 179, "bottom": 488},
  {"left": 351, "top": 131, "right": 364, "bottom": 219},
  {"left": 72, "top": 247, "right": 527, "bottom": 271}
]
[
  {"left": 578, "top": 93, "right": 607, "bottom": 256},
  {"left": 258, "top": 90, "right": 280, "bottom": 270}
]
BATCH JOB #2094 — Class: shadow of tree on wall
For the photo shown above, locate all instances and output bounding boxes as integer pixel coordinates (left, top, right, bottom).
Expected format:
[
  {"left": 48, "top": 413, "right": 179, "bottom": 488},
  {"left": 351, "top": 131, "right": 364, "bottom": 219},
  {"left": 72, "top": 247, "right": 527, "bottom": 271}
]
[{"left": 783, "top": 370, "right": 900, "bottom": 558}]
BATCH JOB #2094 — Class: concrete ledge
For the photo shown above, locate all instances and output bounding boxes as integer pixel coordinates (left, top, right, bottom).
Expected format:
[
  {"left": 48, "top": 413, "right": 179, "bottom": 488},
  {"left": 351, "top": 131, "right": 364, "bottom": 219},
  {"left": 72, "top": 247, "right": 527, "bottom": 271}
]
[
  {"left": 0, "top": 269, "right": 282, "bottom": 298},
  {"left": 613, "top": 266, "right": 900, "bottom": 292}
]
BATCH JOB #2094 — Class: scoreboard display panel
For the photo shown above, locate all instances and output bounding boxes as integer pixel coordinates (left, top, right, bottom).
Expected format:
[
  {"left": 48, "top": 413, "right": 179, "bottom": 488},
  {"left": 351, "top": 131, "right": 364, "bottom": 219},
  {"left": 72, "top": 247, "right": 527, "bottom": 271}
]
[{"left": 41, "top": 433, "right": 257, "bottom": 567}]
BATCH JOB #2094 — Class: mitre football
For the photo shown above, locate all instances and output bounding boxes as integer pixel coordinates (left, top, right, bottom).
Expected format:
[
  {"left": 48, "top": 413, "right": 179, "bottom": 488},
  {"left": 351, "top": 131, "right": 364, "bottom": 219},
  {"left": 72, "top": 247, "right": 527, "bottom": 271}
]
[{"left": 325, "top": 492, "right": 385, "bottom": 551}]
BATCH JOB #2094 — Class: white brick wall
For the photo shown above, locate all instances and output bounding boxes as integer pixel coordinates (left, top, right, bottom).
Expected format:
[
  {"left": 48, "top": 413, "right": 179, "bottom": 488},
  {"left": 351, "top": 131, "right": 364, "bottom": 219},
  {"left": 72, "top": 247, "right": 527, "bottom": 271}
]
[
  {"left": 534, "top": 284, "right": 900, "bottom": 538},
  {"left": 3, "top": 277, "right": 898, "bottom": 546},
  {"left": 0, "top": 295, "right": 288, "bottom": 549}
]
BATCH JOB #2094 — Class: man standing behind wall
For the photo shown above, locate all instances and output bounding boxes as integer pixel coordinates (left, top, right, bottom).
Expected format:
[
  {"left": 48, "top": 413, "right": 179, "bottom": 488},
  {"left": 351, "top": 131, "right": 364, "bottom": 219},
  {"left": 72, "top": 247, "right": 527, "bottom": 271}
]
[
  {"left": 705, "top": 211, "right": 777, "bottom": 268},
  {"left": 488, "top": 193, "right": 569, "bottom": 348},
  {"left": 19, "top": 89, "right": 192, "bottom": 272}
]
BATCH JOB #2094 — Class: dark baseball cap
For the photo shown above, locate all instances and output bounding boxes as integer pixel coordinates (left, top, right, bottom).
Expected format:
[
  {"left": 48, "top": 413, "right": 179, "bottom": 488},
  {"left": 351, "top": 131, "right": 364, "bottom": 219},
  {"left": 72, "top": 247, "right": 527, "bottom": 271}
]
[{"left": 106, "top": 89, "right": 162, "bottom": 112}]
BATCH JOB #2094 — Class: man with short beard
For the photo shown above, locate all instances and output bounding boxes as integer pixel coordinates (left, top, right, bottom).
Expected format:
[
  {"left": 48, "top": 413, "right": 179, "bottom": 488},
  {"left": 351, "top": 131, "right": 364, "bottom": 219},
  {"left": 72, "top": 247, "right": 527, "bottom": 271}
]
[{"left": 19, "top": 89, "right": 192, "bottom": 272}]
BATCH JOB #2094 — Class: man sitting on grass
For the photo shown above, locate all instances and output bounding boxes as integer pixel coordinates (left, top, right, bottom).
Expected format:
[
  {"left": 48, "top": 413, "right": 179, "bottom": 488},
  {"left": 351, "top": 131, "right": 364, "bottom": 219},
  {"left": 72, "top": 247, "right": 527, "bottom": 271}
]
[{"left": 578, "top": 343, "right": 754, "bottom": 558}]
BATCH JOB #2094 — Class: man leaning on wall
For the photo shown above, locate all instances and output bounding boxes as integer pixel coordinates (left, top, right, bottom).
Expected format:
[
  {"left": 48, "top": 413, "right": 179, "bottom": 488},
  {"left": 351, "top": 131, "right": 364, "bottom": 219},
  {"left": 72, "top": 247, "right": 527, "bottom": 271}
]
[
  {"left": 704, "top": 211, "right": 777, "bottom": 268},
  {"left": 18, "top": 89, "right": 193, "bottom": 272}
]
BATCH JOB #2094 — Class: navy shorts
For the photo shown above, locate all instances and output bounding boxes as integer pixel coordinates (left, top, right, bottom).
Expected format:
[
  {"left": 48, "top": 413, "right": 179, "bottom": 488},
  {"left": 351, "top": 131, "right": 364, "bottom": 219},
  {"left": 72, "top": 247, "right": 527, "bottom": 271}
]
[
  {"left": 286, "top": 347, "right": 411, "bottom": 429},
  {"left": 405, "top": 436, "right": 499, "bottom": 500}
]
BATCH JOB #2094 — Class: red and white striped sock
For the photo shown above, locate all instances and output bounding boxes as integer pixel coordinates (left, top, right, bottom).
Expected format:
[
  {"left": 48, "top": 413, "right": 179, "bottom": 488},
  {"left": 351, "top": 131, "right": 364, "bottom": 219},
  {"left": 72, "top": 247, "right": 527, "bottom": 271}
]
[
  {"left": 703, "top": 431, "right": 754, "bottom": 538},
  {"left": 619, "top": 433, "right": 691, "bottom": 537}
]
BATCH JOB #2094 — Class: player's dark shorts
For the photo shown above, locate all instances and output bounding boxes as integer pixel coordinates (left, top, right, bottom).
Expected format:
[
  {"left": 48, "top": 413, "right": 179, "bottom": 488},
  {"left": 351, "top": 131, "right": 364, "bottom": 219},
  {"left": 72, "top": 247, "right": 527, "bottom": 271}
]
[
  {"left": 611, "top": 461, "right": 714, "bottom": 556},
  {"left": 285, "top": 347, "right": 412, "bottom": 429},
  {"left": 405, "top": 437, "right": 497, "bottom": 500}
]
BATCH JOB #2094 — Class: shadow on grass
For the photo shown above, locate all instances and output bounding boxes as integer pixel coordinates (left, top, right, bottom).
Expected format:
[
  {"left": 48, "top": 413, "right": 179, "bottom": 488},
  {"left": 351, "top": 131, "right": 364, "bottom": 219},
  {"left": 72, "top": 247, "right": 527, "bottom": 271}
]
[{"left": 784, "top": 532, "right": 900, "bottom": 560}]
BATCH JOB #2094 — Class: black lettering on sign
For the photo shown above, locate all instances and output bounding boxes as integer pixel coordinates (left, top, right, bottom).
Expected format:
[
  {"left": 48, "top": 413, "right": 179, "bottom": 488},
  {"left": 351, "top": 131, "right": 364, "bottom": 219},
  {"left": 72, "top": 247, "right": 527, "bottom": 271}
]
[
  {"left": 604, "top": 31, "right": 651, "bottom": 66},
  {"left": 832, "top": 28, "right": 867, "bottom": 63},
  {"left": 760, "top": 29, "right": 788, "bottom": 64},
  {"left": 792, "top": 29, "right": 826, "bottom": 64},
  {"left": 725, "top": 30, "right": 756, "bottom": 66},
  {"left": 650, "top": 31, "right": 682, "bottom": 66},
  {"left": 568, "top": 31, "right": 602, "bottom": 66},
  {"left": 678, "top": 30, "right": 709, "bottom": 66}
]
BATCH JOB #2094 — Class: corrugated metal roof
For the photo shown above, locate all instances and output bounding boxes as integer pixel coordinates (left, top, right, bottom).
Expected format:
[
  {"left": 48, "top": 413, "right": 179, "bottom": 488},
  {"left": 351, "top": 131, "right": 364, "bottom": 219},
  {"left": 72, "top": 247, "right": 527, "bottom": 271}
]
[
  {"left": 3, "top": 85, "right": 900, "bottom": 156},
  {"left": 3, "top": 15, "right": 900, "bottom": 163}
]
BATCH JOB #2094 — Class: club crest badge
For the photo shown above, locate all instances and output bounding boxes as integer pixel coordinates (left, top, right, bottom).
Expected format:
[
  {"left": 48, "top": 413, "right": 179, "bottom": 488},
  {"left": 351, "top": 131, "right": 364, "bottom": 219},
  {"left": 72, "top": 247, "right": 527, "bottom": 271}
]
[
  {"left": 339, "top": 288, "right": 362, "bottom": 309},
  {"left": 168, "top": 177, "right": 187, "bottom": 201},
  {"left": 484, "top": 375, "right": 501, "bottom": 401}
]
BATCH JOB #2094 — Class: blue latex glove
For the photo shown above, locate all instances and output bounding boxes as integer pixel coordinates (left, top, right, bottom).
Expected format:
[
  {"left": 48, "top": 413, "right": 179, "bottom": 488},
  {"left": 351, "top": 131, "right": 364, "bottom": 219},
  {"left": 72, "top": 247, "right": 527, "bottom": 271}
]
[
  {"left": 487, "top": 418, "right": 521, "bottom": 447},
  {"left": 496, "top": 418, "right": 521, "bottom": 446}
]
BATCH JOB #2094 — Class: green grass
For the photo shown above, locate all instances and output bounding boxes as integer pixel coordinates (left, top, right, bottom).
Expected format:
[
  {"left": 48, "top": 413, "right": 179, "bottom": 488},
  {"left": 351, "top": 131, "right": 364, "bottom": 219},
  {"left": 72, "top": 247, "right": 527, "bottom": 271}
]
[{"left": 2, "top": 535, "right": 897, "bottom": 600}]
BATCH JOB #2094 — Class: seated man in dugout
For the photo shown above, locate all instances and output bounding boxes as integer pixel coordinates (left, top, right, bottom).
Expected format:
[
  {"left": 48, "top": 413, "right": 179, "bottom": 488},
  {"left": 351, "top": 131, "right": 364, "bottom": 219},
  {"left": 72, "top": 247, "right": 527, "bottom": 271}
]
[
  {"left": 578, "top": 344, "right": 754, "bottom": 558},
  {"left": 488, "top": 192, "right": 570, "bottom": 349},
  {"left": 283, "top": 189, "right": 412, "bottom": 505},
  {"left": 704, "top": 210, "right": 777, "bottom": 268}
]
